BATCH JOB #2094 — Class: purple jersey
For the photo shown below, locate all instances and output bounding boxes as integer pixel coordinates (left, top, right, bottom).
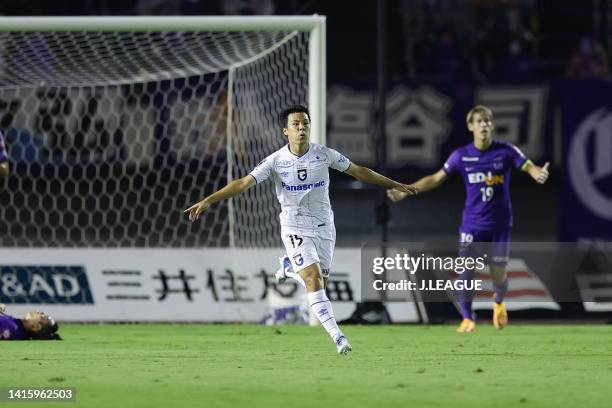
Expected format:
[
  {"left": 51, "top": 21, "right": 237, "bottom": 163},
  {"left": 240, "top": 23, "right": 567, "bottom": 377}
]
[
  {"left": 0, "top": 315, "right": 27, "bottom": 340},
  {"left": 0, "top": 130, "right": 7, "bottom": 162},
  {"left": 443, "top": 140, "right": 527, "bottom": 229}
]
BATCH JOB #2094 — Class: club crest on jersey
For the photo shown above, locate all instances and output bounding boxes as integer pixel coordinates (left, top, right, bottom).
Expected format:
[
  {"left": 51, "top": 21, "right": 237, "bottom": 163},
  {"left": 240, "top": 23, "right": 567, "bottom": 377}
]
[
  {"left": 293, "top": 253, "right": 304, "bottom": 266},
  {"left": 297, "top": 168, "right": 307, "bottom": 181}
]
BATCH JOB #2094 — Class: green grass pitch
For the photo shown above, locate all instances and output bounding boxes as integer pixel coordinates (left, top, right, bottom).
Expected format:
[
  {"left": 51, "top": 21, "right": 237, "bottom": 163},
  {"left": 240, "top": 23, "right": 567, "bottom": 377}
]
[{"left": 1, "top": 324, "right": 611, "bottom": 408}]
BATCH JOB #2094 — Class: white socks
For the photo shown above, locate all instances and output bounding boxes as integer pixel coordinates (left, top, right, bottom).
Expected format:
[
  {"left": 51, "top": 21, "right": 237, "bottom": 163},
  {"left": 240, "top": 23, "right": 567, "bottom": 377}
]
[{"left": 307, "top": 289, "right": 341, "bottom": 341}]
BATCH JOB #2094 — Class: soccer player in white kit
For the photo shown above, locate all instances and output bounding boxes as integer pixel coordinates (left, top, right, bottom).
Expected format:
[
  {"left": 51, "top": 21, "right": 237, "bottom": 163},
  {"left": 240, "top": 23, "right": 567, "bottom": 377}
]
[{"left": 185, "top": 105, "right": 417, "bottom": 355}]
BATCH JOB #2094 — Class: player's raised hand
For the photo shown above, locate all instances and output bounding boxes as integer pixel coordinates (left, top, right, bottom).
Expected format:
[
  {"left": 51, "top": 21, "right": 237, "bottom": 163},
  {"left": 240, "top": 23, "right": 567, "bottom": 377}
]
[
  {"left": 536, "top": 162, "right": 550, "bottom": 184},
  {"left": 184, "top": 200, "right": 211, "bottom": 222}
]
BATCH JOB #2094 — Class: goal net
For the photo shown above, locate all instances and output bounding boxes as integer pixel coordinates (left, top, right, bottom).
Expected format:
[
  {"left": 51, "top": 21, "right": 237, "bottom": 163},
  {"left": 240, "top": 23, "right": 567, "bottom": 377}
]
[{"left": 0, "top": 17, "right": 325, "bottom": 248}]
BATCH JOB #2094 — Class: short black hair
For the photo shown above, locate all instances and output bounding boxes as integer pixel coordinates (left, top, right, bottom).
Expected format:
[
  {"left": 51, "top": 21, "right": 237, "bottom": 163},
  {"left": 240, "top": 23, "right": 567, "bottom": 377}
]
[{"left": 279, "top": 105, "right": 310, "bottom": 128}]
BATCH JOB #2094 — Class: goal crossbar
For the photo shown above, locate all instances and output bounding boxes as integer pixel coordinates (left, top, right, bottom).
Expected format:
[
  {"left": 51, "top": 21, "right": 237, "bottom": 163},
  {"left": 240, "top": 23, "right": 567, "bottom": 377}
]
[{"left": 0, "top": 16, "right": 325, "bottom": 32}]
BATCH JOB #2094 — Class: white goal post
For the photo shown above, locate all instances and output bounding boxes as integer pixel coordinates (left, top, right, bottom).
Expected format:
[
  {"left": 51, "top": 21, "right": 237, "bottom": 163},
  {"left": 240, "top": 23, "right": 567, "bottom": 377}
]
[{"left": 0, "top": 16, "right": 326, "bottom": 248}]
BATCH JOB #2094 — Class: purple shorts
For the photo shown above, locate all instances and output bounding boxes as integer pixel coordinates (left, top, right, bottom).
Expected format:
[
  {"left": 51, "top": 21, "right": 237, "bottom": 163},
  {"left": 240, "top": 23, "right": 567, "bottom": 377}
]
[{"left": 458, "top": 227, "right": 511, "bottom": 266}]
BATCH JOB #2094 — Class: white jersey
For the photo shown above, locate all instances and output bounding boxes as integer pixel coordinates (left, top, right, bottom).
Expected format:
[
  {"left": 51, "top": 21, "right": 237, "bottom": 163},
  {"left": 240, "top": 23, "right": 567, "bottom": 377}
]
[{"left": 249, "top": 143, "right": 351, "bottom": 236}]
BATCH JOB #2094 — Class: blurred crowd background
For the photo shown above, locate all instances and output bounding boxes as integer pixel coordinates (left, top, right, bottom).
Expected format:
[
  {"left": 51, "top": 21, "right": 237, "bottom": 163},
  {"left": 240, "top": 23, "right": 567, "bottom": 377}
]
[
  {"left": 0, "top": 0, "right": 610, "bottom": 246},
  {"left": 1, "top": 0, "right": 609, "bottom": 82}
]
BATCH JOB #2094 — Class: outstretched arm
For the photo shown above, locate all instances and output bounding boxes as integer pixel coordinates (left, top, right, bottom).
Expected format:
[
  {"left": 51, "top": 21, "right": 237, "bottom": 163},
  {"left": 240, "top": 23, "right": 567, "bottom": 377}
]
[
  {"left": 344, "top": 163, "right": 418, "bottom": 195},
  {"left": 184, "top": 175, "right": 256, "bottom": 222},
  {"left": 387, "top": 169, "right": 448, "bottom": 202},
  {"left": 522, "top": 161, "right": 550, "bottom": 184}
]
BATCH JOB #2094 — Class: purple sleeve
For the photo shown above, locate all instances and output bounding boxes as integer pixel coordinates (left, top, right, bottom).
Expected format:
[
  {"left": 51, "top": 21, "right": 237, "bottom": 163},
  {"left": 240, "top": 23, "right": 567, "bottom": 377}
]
[
  {"left": 0, "top": 315, "right": 27, "bottom": 340},
  {"left": 505, "top": 142, "right": 528, "bottom": 169},
  {"left": 0, "top": 131, "right": 7, "bottom": 162},
  {"left": 442, "top": 150, "right": 460, "bottom": 175}
]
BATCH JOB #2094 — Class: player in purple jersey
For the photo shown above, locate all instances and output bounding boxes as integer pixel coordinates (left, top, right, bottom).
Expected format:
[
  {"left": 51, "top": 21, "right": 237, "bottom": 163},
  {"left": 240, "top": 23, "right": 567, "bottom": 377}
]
[
  {"left": 388, "top": 105, "right": 549, "bottom": 332},
  {"left": 0, "top": 304, "right": 61, "bottom": 340},
  {"left": 0, "top": 130, "right": 9, "bottom": 177}
]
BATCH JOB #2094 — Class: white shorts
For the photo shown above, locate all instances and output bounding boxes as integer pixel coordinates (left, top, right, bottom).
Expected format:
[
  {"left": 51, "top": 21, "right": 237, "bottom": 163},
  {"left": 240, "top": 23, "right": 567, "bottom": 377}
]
[{"left": 280, "top": 223, "right": 336, "bottom": 278}]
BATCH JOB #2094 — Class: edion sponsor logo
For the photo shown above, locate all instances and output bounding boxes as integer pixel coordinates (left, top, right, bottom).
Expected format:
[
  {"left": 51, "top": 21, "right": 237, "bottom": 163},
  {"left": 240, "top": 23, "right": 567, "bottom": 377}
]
[{"left": 467, "top": 172, "right": 504, "bottom": 186}]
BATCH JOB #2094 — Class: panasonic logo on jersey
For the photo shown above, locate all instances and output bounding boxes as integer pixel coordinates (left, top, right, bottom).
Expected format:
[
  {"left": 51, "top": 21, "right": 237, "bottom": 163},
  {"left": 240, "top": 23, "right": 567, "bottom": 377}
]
[{"left": 281, "top": 181, "right": 326, "bottom": 191}]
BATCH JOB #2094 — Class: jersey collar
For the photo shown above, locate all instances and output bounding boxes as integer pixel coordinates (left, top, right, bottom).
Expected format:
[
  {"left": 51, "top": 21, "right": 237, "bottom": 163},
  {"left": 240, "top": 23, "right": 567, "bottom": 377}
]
[
  {"left": 469, "top": 140, "right": 494, "bottom": 154},
  {"left": 286, "top": 143, "right": 311, "bottom": 158}
]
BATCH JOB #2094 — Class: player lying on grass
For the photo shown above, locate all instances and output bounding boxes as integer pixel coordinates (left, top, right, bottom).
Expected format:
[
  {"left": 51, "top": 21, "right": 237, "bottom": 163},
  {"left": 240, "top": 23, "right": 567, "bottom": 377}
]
[
  {"left": 185, "top": 105, "right": 417, "bottom": 354},
  {"left": 388, "top": 105, "right": 549, "bottom": 333},
  {"left": 0, "top": 304, "right": 61, "bottom": 340}
]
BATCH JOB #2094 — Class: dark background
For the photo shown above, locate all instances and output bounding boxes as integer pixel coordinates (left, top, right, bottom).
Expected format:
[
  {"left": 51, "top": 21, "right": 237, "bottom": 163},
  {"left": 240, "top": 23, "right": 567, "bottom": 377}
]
[{"left": 0, "top": 0, "right": 610, "bottom": 246}]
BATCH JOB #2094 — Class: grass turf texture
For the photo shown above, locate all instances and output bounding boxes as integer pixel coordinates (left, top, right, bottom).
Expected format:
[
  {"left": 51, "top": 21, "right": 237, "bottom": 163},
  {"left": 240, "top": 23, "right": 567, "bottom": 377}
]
[{"left": 1, "top": 324, "right": 611, "bottom": 408}]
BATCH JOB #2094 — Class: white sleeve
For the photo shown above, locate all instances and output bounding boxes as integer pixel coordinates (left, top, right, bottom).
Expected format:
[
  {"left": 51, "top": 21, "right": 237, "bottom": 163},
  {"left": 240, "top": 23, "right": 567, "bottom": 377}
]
[
  {"left": 249, "top": 153, "right": 275, "bottom": 184},
  {"left": 325, "top": 147, "right": 351, "bottom": 172}
]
